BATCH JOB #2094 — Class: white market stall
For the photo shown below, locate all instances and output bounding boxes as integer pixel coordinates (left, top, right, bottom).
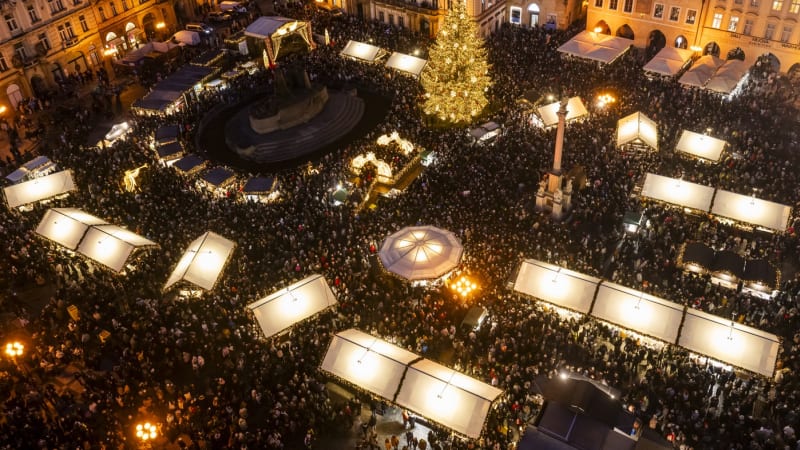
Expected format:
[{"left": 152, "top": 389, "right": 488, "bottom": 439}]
[
  {"left": 340, "top": 40, "right": 386, "bottom": 62},
  {"left": 679, "top": 55, "right": 724, "bottom": 88},
  {"left": 247, "top": 274, "right": 337, "bottom": 339},
  {"left": 76, "top": 224, "right": 158, "bottom": 273},
  {"left": 5, "top": 155, "right": 57, "bottom": 184},
  {"left": 640, "top": 173, "right": 715, "bottom": 212},
  {"left": 385, "top": 52, "right": 427, "bottom": 77},
  {"left": 469, "top": 121, "right": 502, "bottom": 144},
  {"left": 706, "top": 60, "right": 749, "bottom": 95},
  {"left": 557, "top": 30, "right": 632, "bottom": 64},
  {"left": 4, "top": 170, "right": 76, "bottom": 209},
  {"left": 379, "top": 225, "right": 463, "bottom": 281},
  {"left": 591, "top": 282, "right": 684, "bottom": 344},
  {"left": 536, "top": 97, "right": 589, "bottom": 128},
  {"left": 675, "top": 130, "right": 727, "bottom": 162},
  {"left": 643, "top": 46, "right": 694, "bottom": 77},
  {"left": 164, "top": 231, "right": 235, "bottom": 291},
  {"left": 35, "top": 208, "right": 109, "bottom": 249},
  {"left": 616, "top": 112, "right": 658, "bottom": 151},
  {"left": 679, "top": 308, "right": 780, "bottom": 376},
  {"left": 320, "top": 329, "right": 421, "bottom": 401},
  {"left": 512, "top": 259, "right": 601, "bottom": 314},
  {"left": 396, "top": 359, "right": 503, "bottom": 439},
  {"left": 245, "top": 17, "right": 315, "bottom": 66},
  {"left": 710, "top": 190, "right": 791, "bottom": 232}
]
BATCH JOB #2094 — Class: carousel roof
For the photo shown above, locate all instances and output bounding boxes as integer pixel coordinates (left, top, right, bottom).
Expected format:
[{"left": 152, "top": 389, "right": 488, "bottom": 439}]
[{"left": 379, "top": 225, "right": 463, "bottom": 281}]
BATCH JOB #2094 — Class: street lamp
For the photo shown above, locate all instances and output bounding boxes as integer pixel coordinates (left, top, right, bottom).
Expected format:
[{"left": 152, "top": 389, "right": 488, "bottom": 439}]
[
  {"left": 451, "top": 275, "right": 477, "bottom": 298},
  {"left": 5, "top": 341, "right": 23, "bottom": 358},
  {"left": 135, "top": 422, "right": 157, "bottom": 445}
]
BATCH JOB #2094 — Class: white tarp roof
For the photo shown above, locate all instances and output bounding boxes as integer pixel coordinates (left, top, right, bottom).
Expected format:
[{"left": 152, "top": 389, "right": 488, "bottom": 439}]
[
  {"left": 247, "top": 274, "right": 337, "bottom": 339},
  {"left": 340, "top": 40, "right": 385, "bottom": 62},
  {"left": 385, "top": 52, "right": 427, "bottom": 76},
  {"left": 643, "top": 46, "right": 694, "bottom": 76},
  {"left": 675, "top": 130, "right": 727, "bottom": 162},
  {"left": 379, "top": 225, "right": 463, "bottom": 281},
  {"left": 591, "top": 282, "right": 684, "bottom": 344},
  {"left": 537, "top": 97, "right": 589, "bottom": 128},
  {"left": 616, "top": 112, "right": 658, "bottom": 150},
  {"left": 244, "top": 16, "right": 295, "bottom": 39},
  {"left": 679, "top": 55, "right": 724, "bottom": 87},
  {"left": 711, "top": 190, "right": 791, "bottom": 231},
  {"left": 76, "top": 224, "right": 157, "bottom": 272},
  {"left": 320, "top": 329, "right": 420, "bottom": 401},
  {"left": 679, "top": 308, "right": 779, "bottom": 376},
  {"left": 512, "top": 259, "right": 601, "bottom": 313},
  {"left": 706, "top": 60, "right": 749, "bottom": 94},
  {"left": 396, "top": 359, "right": 503, "bottom": 439},
  {"left": 640, "top": 173, "right": 715, "bottom": 211},
  {"left": 35, "top": 208, "right": 108, "bottom": 250},
  {"left": 557, "top": 31, "right": 632, "bottom": 64},
  {"left": 4, "top": 170, "right": 76, "bottom": 208},
  {"left": 164, "top": 231, "right": 235, "bottom": 291}
]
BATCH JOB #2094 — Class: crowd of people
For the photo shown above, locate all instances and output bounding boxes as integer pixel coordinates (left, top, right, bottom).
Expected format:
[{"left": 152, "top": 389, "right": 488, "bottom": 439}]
[{"left": 2, "top": 3, "right": 800, "bottom": 449}]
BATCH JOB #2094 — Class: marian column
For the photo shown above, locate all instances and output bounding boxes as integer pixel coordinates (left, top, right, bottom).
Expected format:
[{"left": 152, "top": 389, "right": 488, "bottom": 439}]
[{"left": 547, "top": 97, "right": 568, "bottom": 194}]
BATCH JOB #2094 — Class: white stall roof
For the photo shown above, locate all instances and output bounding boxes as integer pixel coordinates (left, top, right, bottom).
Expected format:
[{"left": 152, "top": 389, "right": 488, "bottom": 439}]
[
  {"left": 340, "top": 40, "right": 386, "bottom": 62},
  {"left": 679, "top": 308, "right": 779, "bottom": 376},
  {"left": 679, "top": 55, "right": 724, "bottom": 88},
  {"left": 77, "top": 225, "right": 157, "bottom": 272},
  {"left": 591, "top": 282, "right": 684, "bottom": 344},
  {"left": 711, "top": 190, "right": 791, "bottom": 231},
  {"left": 4, "top": 170, "right": 76, "bottom": 208},
  {"left": 675, "top": 130, "right": 727, "bottom": 162},
  {"left": 35, "top": 208, "right": 108, "bottom": 250},
  {"left": 640, "top": 173, "right": 715, "bottom": 211},
  {"left": 320, "top": 329, "right": 420, "bottom": 401},
  {"left": 643, "top": 47, "right": 694, "bottom": 77},
  {"left": 512, "top": 259, "right": 601, "bottom": 313},
  {"left": 706, "top": 60, "right": 749, "bottom": 94},
  {"left": 379, "top": 225, "right": 463, "bottom": 281},
  {"left": 247, "top": 274, "right": 337, "bottom": 339},
  {"left": 397, "top": 359, "right": 503, "bottom": 439},
  {"left": 616, "top": 112, "right": 658, "bottom": 150},
  {"left": 557, "top": 31, "right": 632, "bottom": 64},
  {"left": 537, "top": 97, "right": 589, "bottom": 128},
  {"left": 244, "top": 16, "right": 294, "bottom": 39},
  {"left": 385, "top": 52, "right": 427, "bottom": 76},
  {"left": 5, "top": 156, "right": 56, "bottom": 183},
  {"left": 164, "top": 231, "right": 235, "bottom": 291}
]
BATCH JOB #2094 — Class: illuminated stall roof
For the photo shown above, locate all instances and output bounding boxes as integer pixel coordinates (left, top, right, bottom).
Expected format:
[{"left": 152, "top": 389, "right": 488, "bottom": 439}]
[
  {"left": 320, "top": 329, "right": 420, "bottom": 401},
  {"left": 639, "top": 173, "right": 714, "bottom": 212},
  {"left": 244, "top": 16, "right": 295, "bottom": 39},
  {"left": 202, "top": 167, "right": 236, "bottom": 189},
  {"left": 379, "top": 225, "right": 463, "bottom": 281},
  {"left": 512, "top": 259, "right": 601, "bottom": 314},
  {"left": 643, "top": 46, "right": 694, "bottom": 77},
  {"left": 710, "top": 190, "right": 791, "bottom": 232},
  {"left": 536, "top": 97, "right": 589, "bottom": 128},
  {"left": 591, "top": 282, "right": 684, "bottom": 344},
  {"left": 385, "top": 52, "right": 427, "bottom": 76},
  {"left": 164, "top": 231, "right": 235, "bottom": 291},
  {"left": 76, "top": 224, "right": 157, "bottom": 273},
  {"left": 4, "top": 170, "right": 76, "bottom": 209},
  {"left": 396, "top": 359, "right": 503, "bottom": 439},
  {"left": 247, "top": 274, "right": 337, "bottom": 339},
  {"left": 5, "top": 155, "right": 56, "bottom": 183},
  {"left": 173, "top": 154, "right": 207, "bottom": 175},
  {"left": 706, "top": 60, "right": 749, "bottom": 94},
  {"left": 679, "top": 55, "right": 724, "bottom": 88},
  {"left": 35, "top": 208, "right": 108, "bottom": 250},
  {"left": 616, "top": 112, "right": 658, "bottom": 150},
  {"left": 675, "top": 130, "right": 726, "bottom": 162},
  {"left": 340, "top": 40, "right": 386, "bottom": 62},
  {"left": 557, "top": 31, "right": 632, "bottom": 64},
  {"left": 679, "top": 308, "right": 780, "bottom": 376}
]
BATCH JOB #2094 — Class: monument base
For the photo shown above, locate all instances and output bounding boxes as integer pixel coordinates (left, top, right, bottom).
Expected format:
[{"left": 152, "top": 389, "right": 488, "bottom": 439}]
[{"left": 249, "top": 85, "right": 329, "bottom": 134}]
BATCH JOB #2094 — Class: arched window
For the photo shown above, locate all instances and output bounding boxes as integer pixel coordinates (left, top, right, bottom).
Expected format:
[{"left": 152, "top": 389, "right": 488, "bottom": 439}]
[{"left": 528, "top": 3, "right": 539, "bottom": 27}]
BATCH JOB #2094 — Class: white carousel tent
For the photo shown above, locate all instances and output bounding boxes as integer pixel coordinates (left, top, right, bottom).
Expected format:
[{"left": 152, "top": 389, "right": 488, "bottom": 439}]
[
  {"left": 4, "top": 170, "right": 76, "bottom": 209},
  {"left": 379, "top": 225, "right": 463, "bottom": 281},
  {"left": 512, "top": 259, "right": 601, "bottom": 313},
  {"left": 536, "top": 97, "right": 589, "bottom": 128},
  {"left": 247, "top": 274, "right": 337, "bottom": 339},
  {"left": 557, "top": 31, "right": 632, "bottom": 64},
  {"left": 616, "top": 112, "right": 658, "bottom": 150},
  {"left": 340, "top": 40, "right": 386, "bottom": 62},
  {"left": 643, "top": 46, "right": 694, "bottom": 77},
  {"left": 35, "top": 208, "right": 109, "bottom": 250},
  {"left": 396, "top": 359, "right": 503, "bottom": 439},
  {"left": 640, "top": 173, "right": 715, "bottom": 212},
  {"left": 675, "top": 130, "right": 727, "bottom": 162},
  {"left": 591, "top": 282, "right": 684, "bottom": 344},
  {"left": 76, "top": 225, "right": 157, "bottom": 272},
  {"left": 679, "top": 308, "right": 780, "bottom": 377},
  {"left": 164, "top": 231, "right": 235, "bottom": 291},
  {"left": 710, "top": 190, "right": 791, "bottom": 232},
  {"left": 385, "top": 52, "right": 427, "bottom": 77}
]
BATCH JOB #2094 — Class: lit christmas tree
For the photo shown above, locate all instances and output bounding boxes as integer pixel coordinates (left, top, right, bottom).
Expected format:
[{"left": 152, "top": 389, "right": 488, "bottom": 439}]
[{"left": 420, "top": 0, "right": 492, "bottom": 125}]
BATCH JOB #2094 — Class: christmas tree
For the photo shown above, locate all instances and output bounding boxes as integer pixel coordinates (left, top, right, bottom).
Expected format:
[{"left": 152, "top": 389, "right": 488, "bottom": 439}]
[{"left": 420, "top": 0, "right": 492, "bottom": 125}]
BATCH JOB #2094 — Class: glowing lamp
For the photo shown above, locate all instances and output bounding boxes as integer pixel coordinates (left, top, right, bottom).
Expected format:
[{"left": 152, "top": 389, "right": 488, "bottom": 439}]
[
  {"left": 155, "top": 22, "right": 166, "bottom": 29},
  {"left": 136, "top": 422, "right": 157, "bottom": 441},
  {"left": 5, "top": 341, "right": 23, "bottom": 357}
]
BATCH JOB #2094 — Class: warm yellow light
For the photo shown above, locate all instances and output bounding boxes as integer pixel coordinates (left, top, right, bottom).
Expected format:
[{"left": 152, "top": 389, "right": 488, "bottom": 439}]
[
  {"left": 690, "top": 45, "right": 703, "bottom": 52},
  {"left": 103, "top": 48, "right": 117, "bottom": 56},
  {"left": 0, "top": 105, "right": 7, "bottom": 115},
  {"left": 155, "top": 22, "right": 166, "bottom": 29},
  {"left": 596, "top": 93, "right": 615, "bottom": 108},
  {"left": 451, "top": 276, "right": 478, "bottom": 297},
  {"left": 593, "top": 26, "right": 602, "bottom": 33},
  {"left": 135, "top": 422, "right": 158, "bottom": 441},
  {"left": 5, "top": 342, "right": 23, "bottom": 357}
]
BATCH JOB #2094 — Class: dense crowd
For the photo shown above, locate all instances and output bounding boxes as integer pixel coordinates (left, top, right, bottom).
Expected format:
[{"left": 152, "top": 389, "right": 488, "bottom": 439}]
[{"left": 1, "top": 3, "right": 800, "bottom": 450}]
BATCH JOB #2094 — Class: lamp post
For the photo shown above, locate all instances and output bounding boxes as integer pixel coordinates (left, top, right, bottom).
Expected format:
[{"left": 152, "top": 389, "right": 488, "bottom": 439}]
[{"left": 135, "top": 422, "right": 157, "bottom": 448}]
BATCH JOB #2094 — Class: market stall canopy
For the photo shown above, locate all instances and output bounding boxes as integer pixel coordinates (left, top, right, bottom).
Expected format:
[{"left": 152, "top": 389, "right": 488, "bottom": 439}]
[
  {"left": 710, "top": 190, "right": 791, "bottom": 232},
  {"left": 639, "top": 173, "right": 714, "bottom": 211},
  {"left": 537, "top": 97, "right": 588, "bottom": 128},
  {"left": 675, "top": 130, "right": 726, "bottom": 162},
  {"left": 743, "top": 259, "right": 779, "bottom": 290},
  {"left": 164, "top": 231, "right": 235, "bottom": 291},
  {"left": 679, "top": 55, "right": 724, "bottom": 88},
  {"left": 643, "top": 47, "right": 694, "bottom": 77},
  {"left": 512, "top": 259, "right": 601, "bottom": 313},
  {"left": 132, "top": 65, "right": 215, "bottom": 112},
  {"left": 156, "top": 141, "right": 184, "bottom": 161},
  {"left": 469, "top": 121, "right": 501, "bottom": 142},
  {"left": 5, "top": 155, "right": 56, "bottom": 183},
  {"left": 245, "top": 16, "right": 295, "bottom": 39},
  {"left": 340, "top": 40, "right": 386, "bottom": 62},
  {"left": 320, "top": 329, "right": 421, "bottom": 400},
  {"left": 706, "top": 60, "right": 749, "bottom": 94},
  {"left": 591, "top": 282, "right": 684, "bottom": 344},
  {"left": 173, "top": 154, "right": 207, "bottom": 175},
  {"left": 557, "top": 30, "right": 633, "bottom": 64},
  {"left": 710, "top": 250, "right": 745, "bottom": 280},
  {"left": 155, "top": 124, "right": 180, "bottom": 145},
  {"left": 616, "top": 112, "right": 658, "bottom": 150},
  {"left": 247, "top": 274, "right": 337, "bottom": 339},
  {"left": 396, "top": 359, "right": 503, "bottom": 439},
  {"left": 4, "top": 170, "right": 76, "bottom": 209},
  {"left": 202, "top": 167, "right": 236, "bottom": 188},
  {"left": 379, "top": 225, "right": 463, "bottom": 281},
  {"left": 678, "top": 242, "right": 715, "bottom": 272},
  {"left": 242, "top": 176, "right": 276, "bottom": 194},
  {"left": 385, "top": 52, "right": 427, "bottom": 76},
  {"left": 36, "top": 208, "right": 108, "bottom": 249},
  {"left": 679, "top": 308, "right": 779, "bottom": 376},
  {"left": 76, "top": 224, "right": 157, "bottom": 272}
]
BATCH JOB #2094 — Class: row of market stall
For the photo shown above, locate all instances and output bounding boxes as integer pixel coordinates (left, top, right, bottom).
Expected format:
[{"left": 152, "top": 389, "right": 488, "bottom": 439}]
[
  {"left": 512, "top": 259, "right": 780, "bottom": 377},
  {"left": 340, "top": 40, "right": 428, "bottom": 78},
  {"left": 616, "top": 111, "right": 729, "bottom": 162},
  {"left": 678, "top": 242, "right": 779, "bottom": 298}
]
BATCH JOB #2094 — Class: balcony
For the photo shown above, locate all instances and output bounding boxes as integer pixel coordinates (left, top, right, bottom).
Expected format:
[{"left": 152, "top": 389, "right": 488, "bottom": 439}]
[
  {"left": 62, "top": 36, "right": 79, "bottom": 48},
  {"left": 374, "top": 0, "right": 443, "bottom": 13},
  {"left": 23, "top": 56, "right": 39, "bottom": 67}
]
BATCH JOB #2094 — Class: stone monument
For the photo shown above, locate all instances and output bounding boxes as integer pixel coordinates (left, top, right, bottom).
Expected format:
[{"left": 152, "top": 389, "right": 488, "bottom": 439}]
[{"left": 535, "top": 97, "right": 574, "bottom": 220}]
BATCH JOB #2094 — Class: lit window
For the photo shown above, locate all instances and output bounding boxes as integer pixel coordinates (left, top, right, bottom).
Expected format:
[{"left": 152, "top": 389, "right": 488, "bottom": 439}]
[
  {"left": 773, "top": 0, "right": 784, "bottom": 10},
  {"left": 712, "top": 12, "right": 723, "bottom": 28},
  {"left": 728, "top": 16, "right": 739, "bottom": 31},
  {"left": 685, "top": 9, "right": 697, "bottom": 24},
  {"left": 791, "top": 0, "right": 800, "bottom": 12},
  {"left": 510, "top": 6, "right": 522, "bottom": 24},
  {"left": 765, "top": 23, "right": 776, "bottom": 39}
]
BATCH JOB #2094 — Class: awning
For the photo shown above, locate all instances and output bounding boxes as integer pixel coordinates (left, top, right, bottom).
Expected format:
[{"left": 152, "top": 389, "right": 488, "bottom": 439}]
[
  {"left": 512, "top": 259, "right": 601, "bottom": 313},
  {"left": 379, "top": 225, "right": 463, "bottom": 281},
  {"left": 706, "top": 60, "right": 749, "bottom": 94},
  {"left": 616, "top": 112, "right": 658, "bottom": 150},
  {"left": 639, "top": 173, "right": 715, "bottom": 212},
  {"left": 536, "top": 97, "right": 588, "bottom": 128},
  {"left": 4, "top": 170, "right": 76, "bottom": 209},
  {"left": 132, "top": 65, "right": 215, "bottom": 112},
  {"left": 164, "top": 231, "right": 235, "bottom": 291},
  {"left": 679, "top": 55, "right": 724, "bottom": 88},
  {"left": 557, "top": 30, "right": 632, "bottom": 64},
  {"left": 202, "top": 167, "right": 235, "bottom": 188},
  {"left": 173, "top": 154, "right": 207, "bottom": 174},
  {"left": 36, "top": 208, "right": 109, "bottom": 249},
  {"left": 385, "top": 52, "right": 427, "bottom": 76},
  {"left": 247, "top": 274, "right": 337, "bottom": 339},
  {"left": 340, "top": 40, "right": 386, "bottom": 62},
  {"left": 711, "top": 190, "right": 791, "bottom": 231},
  {"left": 591, "top": 282, "right": 685, "bottom": 344},
  {"left": 675, "top": 130, "right": 726, "bottom": 162},
  {"left": 643, "top": 46, "right": 694, "bottom": 77}
]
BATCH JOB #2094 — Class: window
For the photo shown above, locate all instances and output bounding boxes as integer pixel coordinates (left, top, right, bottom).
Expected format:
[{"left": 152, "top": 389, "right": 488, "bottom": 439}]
[
  {"left": 48, "top": 0, "right": 65, "bottom": 13},
  {"left": 734, "top": 0, "right": 742, "bottom": 3},
  {"left": 5, "top": 14, "right": 18, "bottom": 33},
  {"left": 595, "top": 0, "right": 603, "bottom": 6},
  {"left": 79, "top": 15, "right": 88, "bottom": 32},
  {"left": 750, "top": 0, "right": 758, "bottom": 6},
  {"left": 389, "top": 14, "right": 394, "bottom": 25},
  {"left": 712, "top": 12, "right": 723, "bottom": 28},
  {"left": 743, "top": 19, "right": 753, "bottom": 35},
  {"left": 14, "top": 43, "right": 27, "bottom": 61},
  {"left": 609, "top": 0, "right": 618, "bottom": 9},
  {"left": 773, "top": 0, "right": 783, "bottom": 10},
  {"left": 728, "top": 16, "right": 739, "bottom": 31},
  {"left": 398, "top": 16, "right": 404, "bottom": 28},
  {"left": 99, "top": 7, "right": 106, "bottom": 20},
  {"left": 0, "top": 53, "right": 8, "bottom": 72},
  {"left": 510, "top": 6, "right": 522, "bottom": 24},
  {"left": 65, "top": 21, "right": 75, "bottom": 37},
  {"left": 27, "top": 5, "right": 39, "bottom": 23},
  {"left": 685, "top": 9, "right": 697, "bottom": 24},
  {"left": 765, "top": 22, "right": 776, "bottom": 39},
  {"left": 653, "top": 3, "right": 664, "bottom": 18},
  {"left": 791, "top": 0, "right": 800, "bottom": 12},
  {"left": 669, "top": 7, "right": 680, "bottom": 21},
  {"left": 38, "top": 33, "right": 50, "bottom": 50},
  {"left": 110, "top": 2, "right": 118, "bottom": 16},
  {"left": 122, "top": 0, "right": 128, "bottom": 10},
  {"left": 623, "top": 0, "right": 633, "bottom": 12},
  {"left": 378, "top": 11, "right": 384, "bottom": 22},
  {"left": 782, "top": 26, "right": 792, "bottom": 41},
  {"left": 57, "top": 24, "right": 69, "bottom": 41}
]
